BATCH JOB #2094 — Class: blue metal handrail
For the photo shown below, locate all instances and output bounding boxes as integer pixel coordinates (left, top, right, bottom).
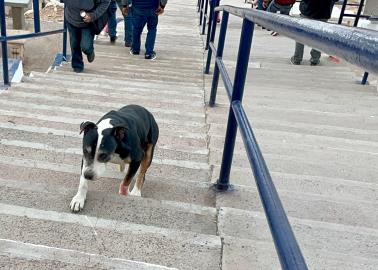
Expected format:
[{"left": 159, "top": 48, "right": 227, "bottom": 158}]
[
  {"left": 0, "top": 0, "right": 67, "bottom": 86},
  {"left": 201, "top": 4, "right": 378, "bottom": 270}
]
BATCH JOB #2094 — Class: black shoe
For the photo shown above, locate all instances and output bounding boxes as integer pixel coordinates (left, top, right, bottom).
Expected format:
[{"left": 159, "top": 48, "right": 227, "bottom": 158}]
[
  {"left": 110, "top": 36, "right": 117, "bottom": 43},
  {"left": 87, "top": 51, "right": 95, "bottom": 63},
  {"left": 290, "top": 56, "right": 301, "bottom": 65},
  {"left": 130, "top": 49, "right": 140, "bottom": 55},
  {"left": 125, "top": 41, "right": 132, "bottom": 47},
  {"left": 145, "top": 51, "right": 157, "bottom": 60},
  {"left": 73, "top": 68, "right": 83, "bottom": 73}
]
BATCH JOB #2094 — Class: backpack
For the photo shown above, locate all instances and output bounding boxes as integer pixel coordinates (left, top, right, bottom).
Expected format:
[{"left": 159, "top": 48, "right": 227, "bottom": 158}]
[
  {"left": 91, "top": 0, "right": 111, "bottom": 35},
  {"left": 275, "top": 0, "right": 296, "bottom": 5}
]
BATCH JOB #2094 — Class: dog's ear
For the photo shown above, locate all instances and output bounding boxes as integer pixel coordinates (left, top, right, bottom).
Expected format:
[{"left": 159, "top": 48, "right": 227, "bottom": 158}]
[
  {"left": 113, "top": 126, "right": 125, "bottom": 141},
  {"left": 80, "top": 121, "right": 97, "bottom": 135}
]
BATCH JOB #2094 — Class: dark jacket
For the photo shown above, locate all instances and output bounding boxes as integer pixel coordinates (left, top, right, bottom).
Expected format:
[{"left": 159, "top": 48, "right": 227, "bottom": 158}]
[
  {"left": 62, "top": 0, "right": 110, "bottom": 28},
  {"left": 299, "top": 0, "right": 336, "bottom": 20}
]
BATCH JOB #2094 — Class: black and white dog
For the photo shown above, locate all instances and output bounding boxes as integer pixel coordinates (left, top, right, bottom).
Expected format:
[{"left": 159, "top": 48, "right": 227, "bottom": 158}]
[{"left": 70, "top": 105, "right": 159, "bottom": 212}]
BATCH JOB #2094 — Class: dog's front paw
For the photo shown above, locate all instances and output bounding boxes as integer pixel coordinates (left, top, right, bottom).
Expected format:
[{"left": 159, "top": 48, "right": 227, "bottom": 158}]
[
  {"left": 119, "top": 184, "right": 129, "bottom": 196},
  {"left": 70, "top": 194, "right": 86, "bottom": 212},
  {"left": 130, "top": 188, "right": 141, "bottom": 197}
]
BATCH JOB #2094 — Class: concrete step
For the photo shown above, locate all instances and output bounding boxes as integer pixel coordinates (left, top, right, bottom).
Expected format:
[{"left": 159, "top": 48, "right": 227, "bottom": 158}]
[
  {"left": 209, "top": 123, "right": 378, "bottom": 151},
  {"left": 3, "top": 88, "right": 205, "bottom": 123},
  {"left": 207, "top": 107, "right": 378, "bottom": 132},
  {"left": 215, "top": 184, "right": 378, "bottom": 230},
  {"left": 24, "top": 75, "right": 204, "bottom": 99},
  {"left": 0, "top": 204, "right": 221, "bottom": 270},
  {"left": 0, "top": 239, "right": 177, "bottom": 270},
  {"left": 14, "top": 81, "right": 204, "bottom": 109},
  {"left": 0, "top": 144, "right": 210, "bottom": 183},
  {"left": 219, "top": 208, "right": 378, "bottom": 270},
  {"left": 29, "top": 71, "right": 203, "bottom": 93},
  {"left": 0, "top": 162, "right": 215, "bottom": 207},
  {"left": 209, "top": 142, "right": 378, "bottom": 184},
  {"left": 0, "top": 121, "right": 208, "bottom": 151},
  {"left": 0, "top": 181, "right": 217, "bottom": 235},
  {"left": 222, "top": 236, "right": 378, "bottom": 270},
  {"left": 58, "top": 65, "right": 202, "bottom": 84},
  {"left": 208, "top": 116, "right": 378, "bottom": 143},
  {"left": 211, "top": 150, "right": 378, "bottom": 185},
  {"left": 214, "top": 169, "right": 377, "bottom": 203},
  {"left": 0, "top": 108, "right": 207, "bottom": 140}
]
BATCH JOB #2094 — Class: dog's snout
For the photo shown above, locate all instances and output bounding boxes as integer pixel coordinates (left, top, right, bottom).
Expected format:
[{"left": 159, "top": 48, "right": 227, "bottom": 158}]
[
  {"left": 98, "top": 153, "right": 110, "bottom": 163},
  {"left": 84, "top": 170, "right": 95, "bottom": 180}
]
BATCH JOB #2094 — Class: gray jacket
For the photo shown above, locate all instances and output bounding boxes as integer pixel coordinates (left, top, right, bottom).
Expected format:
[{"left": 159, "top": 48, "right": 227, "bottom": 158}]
[{"left": 62, "top": 0, "right": 111, "bottom": 28}]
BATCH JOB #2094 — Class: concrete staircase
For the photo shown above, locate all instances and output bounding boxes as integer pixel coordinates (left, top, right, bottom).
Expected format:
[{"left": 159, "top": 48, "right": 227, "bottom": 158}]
[{"left": 0, "top": 0, "right": 377, "bottom": 269}]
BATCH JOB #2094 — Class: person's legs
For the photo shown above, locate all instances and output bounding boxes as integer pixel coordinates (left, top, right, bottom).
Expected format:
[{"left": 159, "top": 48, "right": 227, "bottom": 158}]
[
  {"left": 67, "top": 22, "right": 84, "bottom": 71},
  {"left": 124, "top": 11, "right": 133, "bottom": 45},
  {"left": 81, "top": 27, "right": 95, "bottom": 62},
  {"left": 131, "top": 8, "right": 147, "bottom": 54},
  {"left": 279, "top": 4, "right": 292, "bottom": 15},
  {"left": 291, "top": 42, "right": 304, "bottom": 64},
  {"left": 108, "top": 0, "right": 118, "bottom": 41},
  {"left": 145, "top": 9, "right": 158, "bottom": 56},
  {"left": 266, "top": 1, "right": 279, "bottom": 13},
  {"left": 257, "top": 0, "right": 264, "bottom": 10}
]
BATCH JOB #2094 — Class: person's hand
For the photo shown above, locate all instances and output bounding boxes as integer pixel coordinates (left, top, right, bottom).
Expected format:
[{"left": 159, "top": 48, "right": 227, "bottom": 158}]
[
  {"left": 156, "top": 6, "right": 164, "bottom": 15},
  {"left": 121, "top": 6, "right": 129, "bottom": 16},
  {"left": 83, "top": 14, "right": 92, "bottom": 23}
]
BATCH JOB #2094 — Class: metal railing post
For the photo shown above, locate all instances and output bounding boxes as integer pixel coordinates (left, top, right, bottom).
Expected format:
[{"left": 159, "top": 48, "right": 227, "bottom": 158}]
[
  {"left": 338, "top": 0, "right": 348, "bottom": 24},
  {"left": 353, "top": 0, "right": 365, "bottom": 27},
  {"left": 205, "top": 0, "right": 219, "bottom": 50},
  {"left": 205, "top": 4, "right": 220, "bottom": 73},
  {"left": 0, "top": 0, "right": 10, "bottom": 86},
  {"left": 361, "top": 71, "right": 369, "bottom": 85},
  {"left": 209, "top": 11, "right": 229, "bottom": 105},
  {"left": 201, "top": 0, "right": 209, "bottom": 35},
  {"left": 33, "top": 0, "right": 41, "bottom": 33},
  {"left": 63, "top": 17, "right": 68, "bottom": 61},
  {"left": 199, "top": 0, "right": 205, "bottom": 26},
  {"left": 215, "top": 18, "right": 254, "bottom": 191}
]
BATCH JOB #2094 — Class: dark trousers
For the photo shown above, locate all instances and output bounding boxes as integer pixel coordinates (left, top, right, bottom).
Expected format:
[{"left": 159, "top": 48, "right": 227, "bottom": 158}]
[
  {"left": 132, "top": 7, "right": 158, "bottom": 55},
  {"left": 67, "top": 22, "right": 95, "bottom": 70}
]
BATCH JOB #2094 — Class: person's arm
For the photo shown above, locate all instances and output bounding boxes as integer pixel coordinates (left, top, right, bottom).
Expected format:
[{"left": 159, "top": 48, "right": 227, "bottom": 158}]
[
  {"left": 156, "top": 0, "right": 167, "bottom": 15},
  {"left": 84, "top": 0, "right": 111, "bottom": 22}
]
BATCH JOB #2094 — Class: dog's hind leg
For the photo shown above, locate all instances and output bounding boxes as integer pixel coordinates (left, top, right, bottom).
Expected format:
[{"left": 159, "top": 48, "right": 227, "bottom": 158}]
[
  {"left": 119, "top": 161, "right": 140, "bottom": 196},
  {"left": 130, "top": 144, "right": 155, "bottom": 197}
]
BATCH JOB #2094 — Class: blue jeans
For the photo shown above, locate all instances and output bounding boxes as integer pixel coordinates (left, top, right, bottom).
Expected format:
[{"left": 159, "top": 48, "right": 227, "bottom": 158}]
[
  {"left": 108, "top": 0, "right": 118, "bottom": 38},
  {"left": 123, "top": 11, "right": 133, "bottom": 43},
  {"left": 67, "top": 22, "right": 94, "bottom": 70},
  {"left": 267, "top": 1, "right": 292, "bottom": 15},
  {"left": 132, "top": 7, "right": 158, "bottom": 55}
]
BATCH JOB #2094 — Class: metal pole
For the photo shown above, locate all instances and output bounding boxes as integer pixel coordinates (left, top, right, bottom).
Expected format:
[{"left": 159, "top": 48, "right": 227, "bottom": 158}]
[
  {"left": 201, "top": 0, "right": 209, "bottom": 35},
  {"left": 33, "top": 0, "right": 41, "bottom": 32},
  {"left": 353, "top": 0, "right": 365, "bottom": 27},
  {"left": 215, "top": 18, "right": 254, "bottom": 191},
  {"left": 0, "top": 0, "right": 10, "bottom": 86},
  {"left": 361, "top": 71, "right": 369, "bottom": 85},
  {"left": 199, "top": 0, "right": 205, "bottom": 26},
  {"left": 209, "top": 12, "right": 229, "bottom": 105},
  {"left": 205, "top": 0, "right": 220, "bottom": 50},
  {"left": 205, "top": 6, "right": 220, "bottom": 73},
  {"left": 63, "top": 17, "right": 68, "bottom": 61},
  {"left": 338, "top": 0, "right": 348, "bottom": 24}
]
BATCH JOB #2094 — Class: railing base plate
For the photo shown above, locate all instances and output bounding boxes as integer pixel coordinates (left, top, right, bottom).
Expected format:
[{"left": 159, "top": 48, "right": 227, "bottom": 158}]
[{"left": 211, "top": 182, "right": 235, "bottom": 193}]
